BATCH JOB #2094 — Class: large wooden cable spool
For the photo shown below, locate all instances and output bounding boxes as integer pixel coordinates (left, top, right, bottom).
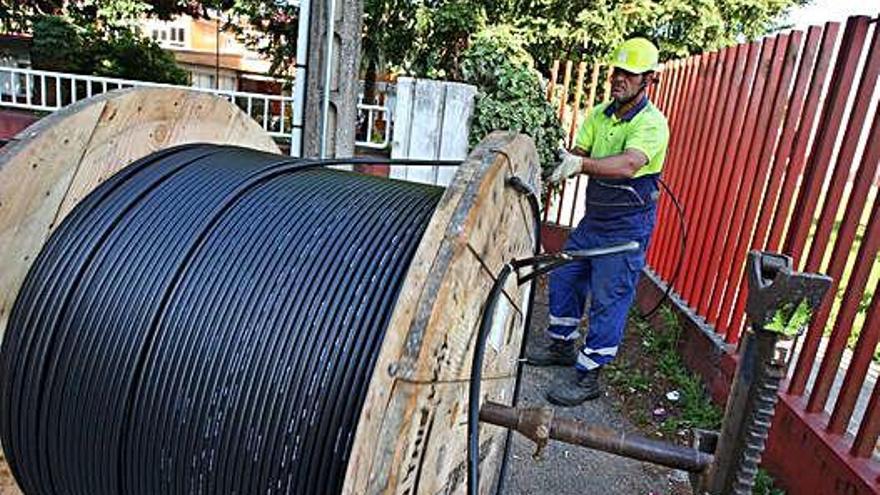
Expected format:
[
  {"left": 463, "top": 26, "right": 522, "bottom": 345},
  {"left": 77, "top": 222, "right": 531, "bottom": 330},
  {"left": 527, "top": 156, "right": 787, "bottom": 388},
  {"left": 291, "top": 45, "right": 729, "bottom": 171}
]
[{"left": 0, "top": 88, "right": 541, "bottom": 494}]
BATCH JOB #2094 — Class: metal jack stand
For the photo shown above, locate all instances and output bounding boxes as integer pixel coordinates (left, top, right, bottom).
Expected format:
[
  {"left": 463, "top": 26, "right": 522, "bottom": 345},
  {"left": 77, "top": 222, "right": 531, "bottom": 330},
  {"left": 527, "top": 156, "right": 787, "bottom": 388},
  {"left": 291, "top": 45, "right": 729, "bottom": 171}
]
[
  {"left": 697, "top": 251, "right": 831, "bottom": 494},
  {"left": 476, "top": 251, "right": 830, "bottom": 494}
]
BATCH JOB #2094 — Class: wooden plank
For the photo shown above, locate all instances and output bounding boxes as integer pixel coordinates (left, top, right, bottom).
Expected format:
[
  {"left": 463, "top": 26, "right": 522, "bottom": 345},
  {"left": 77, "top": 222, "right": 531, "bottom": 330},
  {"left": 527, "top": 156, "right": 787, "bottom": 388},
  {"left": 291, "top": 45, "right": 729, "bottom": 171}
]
[
  {"left": 691, "top": 42, "right": 761, "bottom": 314},
  {"left": 677, "top": 51, "right": 726, "bottom": 292},
  {"left": 805, "top": 23, "right": 880, "bottom": 413},
  {"left": 558, "top": 60, "right": 573, "bottom": 120},
  {"left": 404, "top": 79, "right": 445, "bottom": 184},
  {"left": 768, "top": 22, "right": 841, "bottom": 253},
  {"left": 718, "top": 33, "right": 800, "bottom": 337},
  {"left": 828, "top": 157, "right": 880, "bottom": 434},
  {"left": 365, "top": 379, "right": 514, "bottom": 495},
  {"left": 547, "top": 60, "right": 559, "bottom": 101},
  {"left": 602, "top": 66, "right": 611, "bottom": 102},
  {"left": 57, "top": 88, "right": 278, "bottom": 219},
  {"left": 586, "top": 62, "right": 601, "bottom": 111},
  {"left": 343, "top": 132, "right": 540, "bottom": 494},
  {"left": 395, "top": 132, "right": 538, "bottom": 381},
  {"left": 390, "top": 77, "right": 415, "bottom": 180},
  {"left": 653, "top": 58, "right": 691, "bottom": 271},
  {"left": 725, "top": 31, "right": 807, "bottom": 336},
  {"left": 707, "top": 37, "right": 778, "bottom": 328},
  {"left": 663, "top": 54, "right": 711, "bottom": 298},
  {"left": 390, "top": 78, "right": 477, "bottom": 186},
  {"left": 568, "top": 62, "right": 587, "bottom": 146},
  {"left": 784, "top": 16, "right": 871, "bottom": 264},
  {"left": 784, "top": 16, "right": 870, "bottom": 395},
  {"left": 658, "top": 55, "right": 702, "bottom": 277},
  {"left": 437, "top": 82, "right": 477, "bottom": 186}
]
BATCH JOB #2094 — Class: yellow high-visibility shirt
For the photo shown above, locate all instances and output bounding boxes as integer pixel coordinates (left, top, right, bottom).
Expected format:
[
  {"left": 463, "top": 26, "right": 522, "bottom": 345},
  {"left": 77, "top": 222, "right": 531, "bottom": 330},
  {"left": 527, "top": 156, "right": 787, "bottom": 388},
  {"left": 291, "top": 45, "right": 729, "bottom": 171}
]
[{"left": 574, "top": 98, "right": 669, "bottom": 178}]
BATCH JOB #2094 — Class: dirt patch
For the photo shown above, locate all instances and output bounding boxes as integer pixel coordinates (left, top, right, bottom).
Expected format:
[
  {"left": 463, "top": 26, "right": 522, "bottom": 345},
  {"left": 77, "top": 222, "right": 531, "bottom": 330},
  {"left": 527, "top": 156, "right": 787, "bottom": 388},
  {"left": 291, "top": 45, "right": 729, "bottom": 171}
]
[{"left": 603, "top": 311, "right": 722, "bottom": 450}]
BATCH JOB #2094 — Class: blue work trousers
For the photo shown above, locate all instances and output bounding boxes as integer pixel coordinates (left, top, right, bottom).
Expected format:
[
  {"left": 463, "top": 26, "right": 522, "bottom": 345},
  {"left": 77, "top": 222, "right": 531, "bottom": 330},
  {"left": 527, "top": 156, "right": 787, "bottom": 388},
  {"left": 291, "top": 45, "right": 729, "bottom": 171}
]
[{"left": 548, "top": 211, "right": 654, "bottom": 372}]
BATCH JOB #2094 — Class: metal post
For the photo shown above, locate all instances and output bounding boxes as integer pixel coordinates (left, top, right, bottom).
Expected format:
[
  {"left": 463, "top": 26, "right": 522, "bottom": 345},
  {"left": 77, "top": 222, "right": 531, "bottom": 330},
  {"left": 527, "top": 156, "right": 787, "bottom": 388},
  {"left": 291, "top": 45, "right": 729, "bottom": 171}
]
[
  {"left": 291, "top": 0, "right": 310, "bottom": 157},
  {"left": 215, "top": 18, "right": 221, "bottom": 90}
]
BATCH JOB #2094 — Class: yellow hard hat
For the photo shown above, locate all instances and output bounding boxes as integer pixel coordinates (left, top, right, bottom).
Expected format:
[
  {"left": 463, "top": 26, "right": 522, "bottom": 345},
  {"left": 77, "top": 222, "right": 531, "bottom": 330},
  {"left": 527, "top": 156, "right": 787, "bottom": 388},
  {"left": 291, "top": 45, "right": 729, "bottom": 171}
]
[{"left": 610, "top": 38, "right": 659, "bottom": 74}]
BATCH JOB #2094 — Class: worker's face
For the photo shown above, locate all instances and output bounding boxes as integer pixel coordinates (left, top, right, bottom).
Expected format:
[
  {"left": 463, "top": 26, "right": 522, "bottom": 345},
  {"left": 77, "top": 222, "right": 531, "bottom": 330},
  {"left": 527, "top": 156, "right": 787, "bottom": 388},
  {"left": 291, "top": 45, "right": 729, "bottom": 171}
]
[{"left": 610, "top": 67, "right": 649, "bottom": 103}]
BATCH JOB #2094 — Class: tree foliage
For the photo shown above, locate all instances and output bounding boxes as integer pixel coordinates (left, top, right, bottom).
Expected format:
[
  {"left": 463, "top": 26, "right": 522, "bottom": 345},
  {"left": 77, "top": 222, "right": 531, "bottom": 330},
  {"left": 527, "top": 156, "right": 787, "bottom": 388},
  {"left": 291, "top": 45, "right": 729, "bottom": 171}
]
[
  {"left": 30, "top": 15, "right": 188, "bottom": 84},
  {"left": 2, "top": 1, "right": 300, "bottom": 78},
  {"left": 364, "top": 0, "right": 808, "bottom": 75},
  {"left": 363, "top": 0, "right": 486, "bottom": 80},
  {"left": 360, "top": 0, "right": 804, "bottom": 167}
]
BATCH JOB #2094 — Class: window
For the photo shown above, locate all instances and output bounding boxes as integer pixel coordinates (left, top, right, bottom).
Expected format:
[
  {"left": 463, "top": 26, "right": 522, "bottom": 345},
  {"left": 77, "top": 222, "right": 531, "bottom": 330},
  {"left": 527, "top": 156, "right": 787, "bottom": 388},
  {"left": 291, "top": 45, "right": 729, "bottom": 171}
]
[
  {"left": 190, "top": 72, "right": 217, "bottom": 90},
  {"left": 178, "top": 28, "right": 185, "bottom": 43},
  {"left": 152, "top": 29, "right": 159, "bottom": 40},
  {"left": 161, "top": 31, "right": 167, "bottom": 40},
  {"left": 169, "top": 29, "right": 176, "bottom": 41}
]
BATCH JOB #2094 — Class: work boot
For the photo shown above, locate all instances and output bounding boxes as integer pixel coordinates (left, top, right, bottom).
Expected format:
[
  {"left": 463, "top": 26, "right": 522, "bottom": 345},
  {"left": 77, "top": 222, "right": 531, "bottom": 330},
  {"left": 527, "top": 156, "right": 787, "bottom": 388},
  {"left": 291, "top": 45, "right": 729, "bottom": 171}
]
[
  {"left": 526, "top": 339, "right": 576, "bottom": 366},
  {"left": 546, "top": 368, "right": 602, "bottom": 406}
]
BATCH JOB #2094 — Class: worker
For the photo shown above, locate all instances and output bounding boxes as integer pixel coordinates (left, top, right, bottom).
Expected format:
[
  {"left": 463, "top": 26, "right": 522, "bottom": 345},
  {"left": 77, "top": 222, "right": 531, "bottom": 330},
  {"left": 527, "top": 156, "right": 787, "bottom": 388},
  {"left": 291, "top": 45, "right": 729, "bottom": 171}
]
[{"left": 528, "top": 37, "right": 669, "bottom": 406}]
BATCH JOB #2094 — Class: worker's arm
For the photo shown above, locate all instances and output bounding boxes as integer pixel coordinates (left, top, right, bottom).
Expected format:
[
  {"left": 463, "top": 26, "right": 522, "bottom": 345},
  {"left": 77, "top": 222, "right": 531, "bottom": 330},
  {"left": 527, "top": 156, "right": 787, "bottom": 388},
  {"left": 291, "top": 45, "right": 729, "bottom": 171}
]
[{"left": 571, "top": 148, "right": 648, "bottom": 179}]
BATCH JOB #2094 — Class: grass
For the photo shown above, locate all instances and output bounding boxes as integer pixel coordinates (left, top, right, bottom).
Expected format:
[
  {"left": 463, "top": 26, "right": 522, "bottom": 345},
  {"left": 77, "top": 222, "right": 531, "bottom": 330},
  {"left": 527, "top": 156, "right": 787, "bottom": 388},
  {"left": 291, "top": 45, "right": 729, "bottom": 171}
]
[
  {"left": 652, "top": 308, "right": 723, "bottom": 434},
  {"left": 606, "top": 307, "right": 722, "bottom": 436},
  {"left": 755, "top": 468, "right": 786, "bottom": 495}
]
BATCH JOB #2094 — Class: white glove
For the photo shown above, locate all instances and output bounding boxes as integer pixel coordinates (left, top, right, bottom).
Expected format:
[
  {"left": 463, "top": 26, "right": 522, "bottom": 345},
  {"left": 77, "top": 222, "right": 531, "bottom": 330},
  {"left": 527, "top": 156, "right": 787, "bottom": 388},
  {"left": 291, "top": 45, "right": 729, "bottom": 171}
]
[{"left": 549, "top": 149, "right": 584, "bottom": 184}]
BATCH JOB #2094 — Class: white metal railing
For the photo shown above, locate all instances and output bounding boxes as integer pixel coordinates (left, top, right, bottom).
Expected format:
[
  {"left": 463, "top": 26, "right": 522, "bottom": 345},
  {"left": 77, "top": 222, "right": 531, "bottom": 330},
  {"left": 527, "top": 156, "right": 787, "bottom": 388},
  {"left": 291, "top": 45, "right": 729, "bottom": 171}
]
[
  {"left": 355, "top": 103, "right": 391, "bottom": 149},
  {"left": 0, "top": 66, "right": 298, "bottom": 140},
  {"left": 0, "top": 66, "right": 392, "bottom": 150}
]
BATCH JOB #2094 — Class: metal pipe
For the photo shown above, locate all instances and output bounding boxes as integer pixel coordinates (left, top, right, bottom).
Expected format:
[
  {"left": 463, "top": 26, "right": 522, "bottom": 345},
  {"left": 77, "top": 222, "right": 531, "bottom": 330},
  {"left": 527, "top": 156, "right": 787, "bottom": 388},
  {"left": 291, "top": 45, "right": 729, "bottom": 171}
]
[
  {"left": 479, "top": 402, "right": 713, "bottom": 473},
  {"left": 319, "top": 0, "right": 335, "bottom": 158},
  {"left": 291, "top": 0, "right": 310, "bottom": 157},
  {"left": 215, "top": 18, "right": 221, "bottom": 90}
]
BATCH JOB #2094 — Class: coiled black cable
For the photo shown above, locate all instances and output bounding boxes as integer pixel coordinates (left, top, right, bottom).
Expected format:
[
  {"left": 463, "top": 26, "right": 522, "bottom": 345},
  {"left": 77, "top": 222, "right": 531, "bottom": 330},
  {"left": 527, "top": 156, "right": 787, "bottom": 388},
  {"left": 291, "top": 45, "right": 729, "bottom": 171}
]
[
  {"left": 640, "top": 177, "right": 687, "bottom": 319},
  {"left": 0, "top": 144, "right": 443, "bottom": 494}
]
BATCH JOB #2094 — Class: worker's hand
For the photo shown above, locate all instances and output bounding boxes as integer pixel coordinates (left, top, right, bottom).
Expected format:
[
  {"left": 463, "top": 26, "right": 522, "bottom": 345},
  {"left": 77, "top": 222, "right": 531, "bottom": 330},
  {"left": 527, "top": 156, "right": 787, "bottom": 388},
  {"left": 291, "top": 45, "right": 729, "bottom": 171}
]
[{"left": 549, "top": 149, "right": 584, "bottom": 184}]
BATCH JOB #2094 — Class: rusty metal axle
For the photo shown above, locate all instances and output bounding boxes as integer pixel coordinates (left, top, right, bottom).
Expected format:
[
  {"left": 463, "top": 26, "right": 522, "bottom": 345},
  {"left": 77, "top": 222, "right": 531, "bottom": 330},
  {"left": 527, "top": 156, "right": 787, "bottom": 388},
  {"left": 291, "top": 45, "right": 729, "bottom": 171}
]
[{"left": 479, "top": 402, "right": 714, "bottom": 473}]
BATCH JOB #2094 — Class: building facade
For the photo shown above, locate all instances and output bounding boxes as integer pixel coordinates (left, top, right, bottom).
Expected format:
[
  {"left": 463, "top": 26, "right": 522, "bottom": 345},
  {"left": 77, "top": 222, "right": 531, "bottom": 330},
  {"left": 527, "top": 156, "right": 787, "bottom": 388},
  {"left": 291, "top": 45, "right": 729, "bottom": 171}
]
[{"left": 141, "top": 15, "right": 284, "bottom": 96}]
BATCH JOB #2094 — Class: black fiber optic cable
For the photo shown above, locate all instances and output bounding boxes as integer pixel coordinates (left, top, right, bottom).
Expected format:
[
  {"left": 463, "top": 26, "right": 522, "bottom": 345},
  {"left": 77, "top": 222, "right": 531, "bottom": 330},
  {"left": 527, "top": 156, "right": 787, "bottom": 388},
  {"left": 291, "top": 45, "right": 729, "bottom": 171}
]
[
  {"left": 0, "top": 144, "right": 443, "bottom": 495},
  {"left": 640, "top": 178, "right": 687, "bottom": 319},
  {"left": 492, "top": 176, "right": 542, "bottom": 495}
]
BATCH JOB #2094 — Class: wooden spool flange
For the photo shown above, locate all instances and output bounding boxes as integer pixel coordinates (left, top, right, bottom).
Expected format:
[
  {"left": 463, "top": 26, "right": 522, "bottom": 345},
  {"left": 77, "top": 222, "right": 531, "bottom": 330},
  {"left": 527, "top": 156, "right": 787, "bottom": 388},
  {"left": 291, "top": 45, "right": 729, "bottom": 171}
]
[{"left": 344, "top": 131, "right": 541, "bottom": 494}]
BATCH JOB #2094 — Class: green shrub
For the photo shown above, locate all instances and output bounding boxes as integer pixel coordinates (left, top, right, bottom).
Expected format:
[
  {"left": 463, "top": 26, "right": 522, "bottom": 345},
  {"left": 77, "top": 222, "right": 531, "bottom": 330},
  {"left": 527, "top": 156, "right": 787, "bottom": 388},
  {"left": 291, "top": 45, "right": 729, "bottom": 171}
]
[
  {"left": 461, "top": 26, "right": 564, "bottom": 175},
  {"left": 92, "top": 30, "right": 188, "bottom": 85},
  {"left": 755, "top": 468, "right": 786, "bottom": 495},
  {"left": 31, "top": 15, "right": 187, "bottom": 85}
]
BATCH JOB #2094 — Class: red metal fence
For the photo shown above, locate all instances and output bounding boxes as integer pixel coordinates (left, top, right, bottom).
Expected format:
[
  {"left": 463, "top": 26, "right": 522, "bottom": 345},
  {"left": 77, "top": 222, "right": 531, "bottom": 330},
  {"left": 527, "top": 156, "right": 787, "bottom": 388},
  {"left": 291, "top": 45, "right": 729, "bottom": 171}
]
[{"left": 547, "top": 14, "right": 880, "bottom": 491}]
